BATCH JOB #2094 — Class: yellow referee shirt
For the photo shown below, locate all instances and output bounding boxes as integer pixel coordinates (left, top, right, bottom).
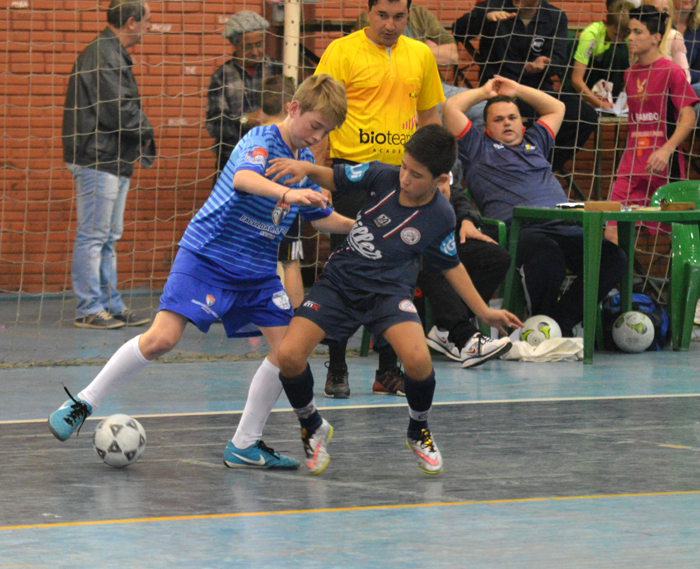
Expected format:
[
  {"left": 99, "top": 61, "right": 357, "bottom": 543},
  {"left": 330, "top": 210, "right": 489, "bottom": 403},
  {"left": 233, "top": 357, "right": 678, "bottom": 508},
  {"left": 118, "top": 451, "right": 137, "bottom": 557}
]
[{"left": 315, "top": 29, "right": 445, "bottom": 166}]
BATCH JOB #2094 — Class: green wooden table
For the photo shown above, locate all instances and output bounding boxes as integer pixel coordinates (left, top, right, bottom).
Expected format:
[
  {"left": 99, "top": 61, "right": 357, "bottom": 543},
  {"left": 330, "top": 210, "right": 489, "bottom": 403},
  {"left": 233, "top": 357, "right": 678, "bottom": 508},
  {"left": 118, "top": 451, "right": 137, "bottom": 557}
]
[{"left": 502, "top": 206, "right": 700, "bottom": 364}]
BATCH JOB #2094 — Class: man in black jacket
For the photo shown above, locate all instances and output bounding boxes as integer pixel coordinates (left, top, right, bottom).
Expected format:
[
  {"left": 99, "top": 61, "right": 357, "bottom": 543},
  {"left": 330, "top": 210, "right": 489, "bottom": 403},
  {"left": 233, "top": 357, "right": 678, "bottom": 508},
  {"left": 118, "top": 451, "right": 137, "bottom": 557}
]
[
  {"left": 63, "top": 0, "right": 155, "bottom": 329},
  {"left": 453, "top": 0, "right": 598, "bottom": 173}
]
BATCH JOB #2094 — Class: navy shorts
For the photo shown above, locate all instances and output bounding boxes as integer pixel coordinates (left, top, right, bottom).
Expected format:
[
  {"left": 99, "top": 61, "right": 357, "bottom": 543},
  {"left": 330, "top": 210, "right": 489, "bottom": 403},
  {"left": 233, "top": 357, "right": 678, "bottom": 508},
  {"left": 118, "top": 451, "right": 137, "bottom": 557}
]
[
  {"left": 295, "top": 278, "right": 421, "bottom": 344},
  {"left": 159, "top": 272, "right": 293, "bottom": 338}
]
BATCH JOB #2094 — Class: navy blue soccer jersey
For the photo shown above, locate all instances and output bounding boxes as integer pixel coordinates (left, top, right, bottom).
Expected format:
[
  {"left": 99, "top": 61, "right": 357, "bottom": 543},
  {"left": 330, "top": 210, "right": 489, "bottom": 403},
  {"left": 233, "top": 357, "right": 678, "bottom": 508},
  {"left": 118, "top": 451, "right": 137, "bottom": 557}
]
[
  {"left": 178, "top": 124, "right": 332, "bottom": 288},
  {"left": 323, "top": 161, "right": 459, "bottom": 297},
  {"left": 457, "top": 120, "right": 568, "bottom": 224}
]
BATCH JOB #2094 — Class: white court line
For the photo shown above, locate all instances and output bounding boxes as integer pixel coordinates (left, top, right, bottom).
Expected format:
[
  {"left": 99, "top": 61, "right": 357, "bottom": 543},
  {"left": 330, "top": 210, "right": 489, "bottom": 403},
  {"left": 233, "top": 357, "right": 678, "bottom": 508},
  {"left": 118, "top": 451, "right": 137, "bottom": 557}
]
[{"left": 3, "top": 392, "right": 700, "bottom": 425}]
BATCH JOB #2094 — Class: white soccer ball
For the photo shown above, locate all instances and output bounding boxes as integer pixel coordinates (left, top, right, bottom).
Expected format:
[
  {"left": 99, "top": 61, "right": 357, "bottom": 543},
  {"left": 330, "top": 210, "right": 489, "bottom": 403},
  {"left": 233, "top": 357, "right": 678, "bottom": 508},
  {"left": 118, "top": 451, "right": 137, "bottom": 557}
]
[
  {"left": 520, "top": 315, "right": 562, "bottom": 346},
  {"left": 93, "top": 414, "right": 146, "bottom": 468},
  {"left": 612, "top": 311, "right": 654, "bottom": 353}
]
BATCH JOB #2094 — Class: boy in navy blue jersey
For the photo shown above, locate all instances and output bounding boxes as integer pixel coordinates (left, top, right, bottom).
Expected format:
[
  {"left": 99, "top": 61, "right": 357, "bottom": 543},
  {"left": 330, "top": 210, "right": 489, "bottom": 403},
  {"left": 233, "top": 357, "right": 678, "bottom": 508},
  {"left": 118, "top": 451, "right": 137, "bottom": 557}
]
[
  {"left": 266, "top": 124, "right": 523, "bottom": 475},
  {"left": 48, "top": 75, "right": 356, "bottom": 470}
]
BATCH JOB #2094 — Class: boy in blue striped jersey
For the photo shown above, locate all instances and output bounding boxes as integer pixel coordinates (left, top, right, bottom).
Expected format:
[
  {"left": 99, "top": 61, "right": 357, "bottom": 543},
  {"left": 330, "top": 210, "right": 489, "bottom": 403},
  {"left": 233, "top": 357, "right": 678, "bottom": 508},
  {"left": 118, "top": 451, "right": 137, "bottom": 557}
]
[{"left": 48, "top": 75, "right": 355, "bottom": 469}]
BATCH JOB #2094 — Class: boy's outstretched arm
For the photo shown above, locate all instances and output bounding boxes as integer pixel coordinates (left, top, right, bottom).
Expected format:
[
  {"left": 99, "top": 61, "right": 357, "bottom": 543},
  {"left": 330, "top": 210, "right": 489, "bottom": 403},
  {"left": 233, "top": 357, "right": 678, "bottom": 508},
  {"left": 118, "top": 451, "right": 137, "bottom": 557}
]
[
  {"left": 233, "top": 169, "right": 328, "bottom": 207},
  {"left": 442, "top": 263, "right": 523, "bottom": 335},
  {"left": 266, "top": 158, "right": 336, "bottom": 191},
  {"left": 311, "top": 211, "right": 355, "bottom": 234}
]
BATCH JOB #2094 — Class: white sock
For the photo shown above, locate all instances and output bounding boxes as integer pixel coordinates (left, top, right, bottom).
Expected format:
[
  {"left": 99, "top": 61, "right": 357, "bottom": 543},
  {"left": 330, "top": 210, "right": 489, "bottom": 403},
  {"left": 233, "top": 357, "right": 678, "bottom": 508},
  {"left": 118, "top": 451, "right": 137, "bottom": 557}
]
[
  {"left": 78, "top": 335, "right": 150, "bottom": 411},
  {"left": 232, "top": 357, "right": 284, "bottom": 449}
]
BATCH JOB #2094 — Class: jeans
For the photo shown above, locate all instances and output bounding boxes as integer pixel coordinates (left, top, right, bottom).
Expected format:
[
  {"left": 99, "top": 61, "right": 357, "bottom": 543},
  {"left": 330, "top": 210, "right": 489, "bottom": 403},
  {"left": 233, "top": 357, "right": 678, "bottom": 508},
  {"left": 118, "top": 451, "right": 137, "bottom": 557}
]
[
  {"left": 68, "top": 164, "right": 129, "bottom": 318},
  {"left": 515, "top": 229, "right": 627, "bottom": 336},
  {"left": 441, "top": 83, "right": 486, "bottom": 132}
]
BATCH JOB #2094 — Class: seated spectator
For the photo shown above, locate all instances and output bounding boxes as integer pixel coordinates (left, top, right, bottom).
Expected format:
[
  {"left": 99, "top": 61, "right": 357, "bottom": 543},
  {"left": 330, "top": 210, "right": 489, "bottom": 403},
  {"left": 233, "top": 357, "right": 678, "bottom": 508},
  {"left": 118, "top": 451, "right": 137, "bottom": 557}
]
[
  {"left": 641, "top": 0, "right": 692, "bottom": 81},
  {"left": 356, "top": 4, "right": 488, "bottom": 130},
  {"left": 453, "top": 0, "right": 598, "bottom": 174},
  {"left": 604, "top": 5, "right": 698, "bottom": 244},
  {"left": 443, "top": 75, "right": 627, "bottom": 337},
  {"left": 569, "top": 1, "right": 633, "bottom": 110},
  {"left": 205, "top": 10, "right": 282, "bottom": 185},
  {"left": 673, "top": 0, "right": 700, "bottom": 106},
  {"left": 421, "top": 160, "right": 513, "bottom": 368}
]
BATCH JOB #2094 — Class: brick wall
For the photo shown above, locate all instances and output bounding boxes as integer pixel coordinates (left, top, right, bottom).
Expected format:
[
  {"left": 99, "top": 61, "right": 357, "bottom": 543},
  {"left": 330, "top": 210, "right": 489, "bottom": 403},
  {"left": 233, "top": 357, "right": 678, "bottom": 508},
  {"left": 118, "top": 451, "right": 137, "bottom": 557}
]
[{"left": 0, "top": 1, "right": 616, "bottom": 293}]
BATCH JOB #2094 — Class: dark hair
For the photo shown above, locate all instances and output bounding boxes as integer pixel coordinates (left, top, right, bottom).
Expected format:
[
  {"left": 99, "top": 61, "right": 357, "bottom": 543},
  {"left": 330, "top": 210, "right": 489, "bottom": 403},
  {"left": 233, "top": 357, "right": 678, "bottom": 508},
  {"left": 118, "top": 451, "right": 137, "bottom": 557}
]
[
  {"left": 483, "top": 95, "right": 519, "bottom": 124},
  {"left": 107, "top": 0, "right": 147, "bottom": 28},
  {"left": 628, "top": 5, "right": 669, "bottom": 36},
  {"left": 368, "top": 0, "right": 412, "bottom": 12},
  {"left": 403, "top": 124, "right": 456, "bottom": 178},
  {"left": 261, "top": 76, "right": 296, "bottom": 116}
]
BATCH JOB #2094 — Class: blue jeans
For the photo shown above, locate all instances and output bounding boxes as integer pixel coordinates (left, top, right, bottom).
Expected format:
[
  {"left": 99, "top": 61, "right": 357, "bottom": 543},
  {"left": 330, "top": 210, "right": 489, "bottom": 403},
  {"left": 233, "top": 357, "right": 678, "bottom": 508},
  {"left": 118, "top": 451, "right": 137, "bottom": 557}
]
[
  {"left": 441, "top": 83, "right": 486, "bottom": 132},
  {"left": 68, "top": 164, "right": 129, "bottom": 318}
]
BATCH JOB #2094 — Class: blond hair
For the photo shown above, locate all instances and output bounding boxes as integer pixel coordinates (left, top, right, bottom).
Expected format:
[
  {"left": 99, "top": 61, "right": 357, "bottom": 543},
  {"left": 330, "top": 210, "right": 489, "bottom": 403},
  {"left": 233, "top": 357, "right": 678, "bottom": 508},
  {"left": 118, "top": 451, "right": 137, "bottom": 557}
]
[
  {"left": 293, "top": 74, "right": 347, "bottom": 128},
  {"left": 261, "top": 75, "right": 297, "bottom": 117}
]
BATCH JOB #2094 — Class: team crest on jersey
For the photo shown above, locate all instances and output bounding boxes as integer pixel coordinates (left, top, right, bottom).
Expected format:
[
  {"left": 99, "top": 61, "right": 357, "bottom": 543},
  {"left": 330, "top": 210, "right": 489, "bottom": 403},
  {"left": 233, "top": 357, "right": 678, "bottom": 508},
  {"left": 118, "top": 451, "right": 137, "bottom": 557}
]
[
  {"left": 373, "top": 214, "right": 391, "bottom": 228},
  {"left": 245, "top": 147, "right": 268, "bottom": 165},
  {"left": 400, "top": 227, "right": 421, "bottom": 245},
  {"left": 206, "top": 295, "right": 215, "bottom": 307},
  {"left": 272, "top": 201, "right": 290, "bottom": 226},
  {"left": 636, "top": 78, "right": 647, "bottom": 94},
  {"left": 398, "top": 300, "right": 417, "bottom": 313},
  {"left": 440, "top": 234, "right": 457, "bottom": 256},
  {"left": 409, "top": 90, "right": 418, "bottom": 98},
  {"left": 531, "top": 37, "right": 545, "bottom": 53},
  {"left": 272, "top": 290, "right": 291, "bottom": 310},
  {"left": 303, "top": 300, "right": 320, "bottom": 311}
]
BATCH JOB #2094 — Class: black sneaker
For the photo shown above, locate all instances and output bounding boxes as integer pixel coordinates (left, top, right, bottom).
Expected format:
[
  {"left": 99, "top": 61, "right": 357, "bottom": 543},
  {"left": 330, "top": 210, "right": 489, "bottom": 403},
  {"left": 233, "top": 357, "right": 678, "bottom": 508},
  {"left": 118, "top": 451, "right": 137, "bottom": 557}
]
[
  {"left": 324, "top": 362, "right": 350, "bottom": 399},
  {"left": 74, "top": 310, "right": 125, "bottom": 329},
  {"left": 111, "top": 308, "right": 151, "bottom": 327},
  {"left": 373, "top": 366, "right": 405, "bottom": 396}
]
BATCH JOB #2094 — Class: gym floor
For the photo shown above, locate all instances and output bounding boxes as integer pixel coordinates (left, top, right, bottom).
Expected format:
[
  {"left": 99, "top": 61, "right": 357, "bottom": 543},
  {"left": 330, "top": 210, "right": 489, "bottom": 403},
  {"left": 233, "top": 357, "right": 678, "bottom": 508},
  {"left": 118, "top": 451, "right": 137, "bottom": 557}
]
[{"left": 1, "top": 300, "right": 699, "bottom": 568}]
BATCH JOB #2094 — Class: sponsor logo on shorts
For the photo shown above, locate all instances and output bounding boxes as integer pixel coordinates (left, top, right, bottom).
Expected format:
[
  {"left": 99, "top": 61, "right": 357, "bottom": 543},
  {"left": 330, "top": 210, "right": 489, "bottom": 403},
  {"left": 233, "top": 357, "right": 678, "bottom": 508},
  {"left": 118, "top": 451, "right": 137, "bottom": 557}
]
[
  {"left": 206, "top": 295, "right": 215, "bottom": 306},
  {"left": 400, "top": 227, "right": 421, "bottom": 245},
  {"left": 373, "top": 214, "right": 391, "bottom": 228},
  {"left": 399, "top": 300, "right": 417, "bottom": 313},
  {"left": 245, "top": 146, "right": 268, "bottom": 165},
  {"left": 272, "top": 290, "right": 291, "bottom": 310},
  {"left": 440, "top": 234, "right": 457, "bottom": 256},
  {"left": 191, "top": 299, "right": 220, "bottom": 318},
  {"left": 303, "top": 300, "right": 320, "bottom": 311}
]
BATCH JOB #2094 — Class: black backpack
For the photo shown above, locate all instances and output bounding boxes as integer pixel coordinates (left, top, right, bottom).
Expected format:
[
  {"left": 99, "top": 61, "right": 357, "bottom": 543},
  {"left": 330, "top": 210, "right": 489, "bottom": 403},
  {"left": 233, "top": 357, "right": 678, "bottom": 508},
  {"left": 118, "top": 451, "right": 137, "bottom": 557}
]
[{"left": 601, "top": 293, "right": 670, "bottom": 351}]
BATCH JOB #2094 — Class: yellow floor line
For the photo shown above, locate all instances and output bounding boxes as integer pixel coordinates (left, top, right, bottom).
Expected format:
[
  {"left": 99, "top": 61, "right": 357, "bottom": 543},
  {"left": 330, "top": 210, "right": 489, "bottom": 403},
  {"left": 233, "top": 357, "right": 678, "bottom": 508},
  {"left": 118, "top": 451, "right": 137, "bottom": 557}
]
[{"left": 3, "top": 490, "right": 699, "bottom": 532}]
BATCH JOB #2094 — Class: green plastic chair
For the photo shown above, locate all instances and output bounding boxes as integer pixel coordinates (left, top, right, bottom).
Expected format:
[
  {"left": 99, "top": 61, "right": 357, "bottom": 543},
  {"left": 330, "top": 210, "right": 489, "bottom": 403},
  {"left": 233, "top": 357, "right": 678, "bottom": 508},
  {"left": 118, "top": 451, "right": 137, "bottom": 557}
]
[{"left": 649, "top": 181, "right": 700, "bottom": 350}]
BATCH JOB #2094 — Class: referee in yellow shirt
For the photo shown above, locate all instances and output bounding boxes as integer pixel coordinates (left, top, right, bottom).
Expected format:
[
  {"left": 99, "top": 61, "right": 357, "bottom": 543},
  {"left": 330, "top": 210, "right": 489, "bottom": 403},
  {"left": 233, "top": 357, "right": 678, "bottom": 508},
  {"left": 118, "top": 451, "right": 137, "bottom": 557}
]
[{"left": 314, "top": 0, "right": 445, "bottom": 399}]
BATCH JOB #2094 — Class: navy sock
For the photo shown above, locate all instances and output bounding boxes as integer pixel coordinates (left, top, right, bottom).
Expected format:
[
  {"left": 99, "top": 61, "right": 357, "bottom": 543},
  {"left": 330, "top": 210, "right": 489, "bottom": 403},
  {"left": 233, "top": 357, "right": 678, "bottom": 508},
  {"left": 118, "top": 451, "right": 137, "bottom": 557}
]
[
  {"left": 404, "top": 370, "right": 436, "bottom": 439},
  {"left": 279, "top": 365, "right": 322, "bottom": 433}
]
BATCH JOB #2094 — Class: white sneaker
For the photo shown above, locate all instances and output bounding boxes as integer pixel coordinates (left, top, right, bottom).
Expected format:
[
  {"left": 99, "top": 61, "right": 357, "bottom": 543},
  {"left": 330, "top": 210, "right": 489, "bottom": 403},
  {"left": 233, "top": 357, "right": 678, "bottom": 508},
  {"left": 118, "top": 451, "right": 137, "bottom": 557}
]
[
  {"left": 406, "top": 428, "right": 443, "bottom": 474},
  {"left": 461, "top": 332, "right": 512, "bottom": 369},
  {"left": 694, "top": 299, "right": 700, "bottom": 326},
  {"left": 425, "top": 326, "right": 461, "bottom": 361},
  {"left": 301, "top": 419, "right": 334, "bottom": 476}
]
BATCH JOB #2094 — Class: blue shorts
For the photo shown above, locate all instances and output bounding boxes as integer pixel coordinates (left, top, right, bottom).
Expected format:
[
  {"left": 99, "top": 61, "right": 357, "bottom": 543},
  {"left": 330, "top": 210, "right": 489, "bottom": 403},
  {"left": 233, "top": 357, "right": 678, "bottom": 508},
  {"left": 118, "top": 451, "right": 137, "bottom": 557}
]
[
  {"left": 295, "top": 278, "right": 421, "bottom": 344},
  {"left": 159, "top": 272, "right": 293, "bottom": 338}
]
